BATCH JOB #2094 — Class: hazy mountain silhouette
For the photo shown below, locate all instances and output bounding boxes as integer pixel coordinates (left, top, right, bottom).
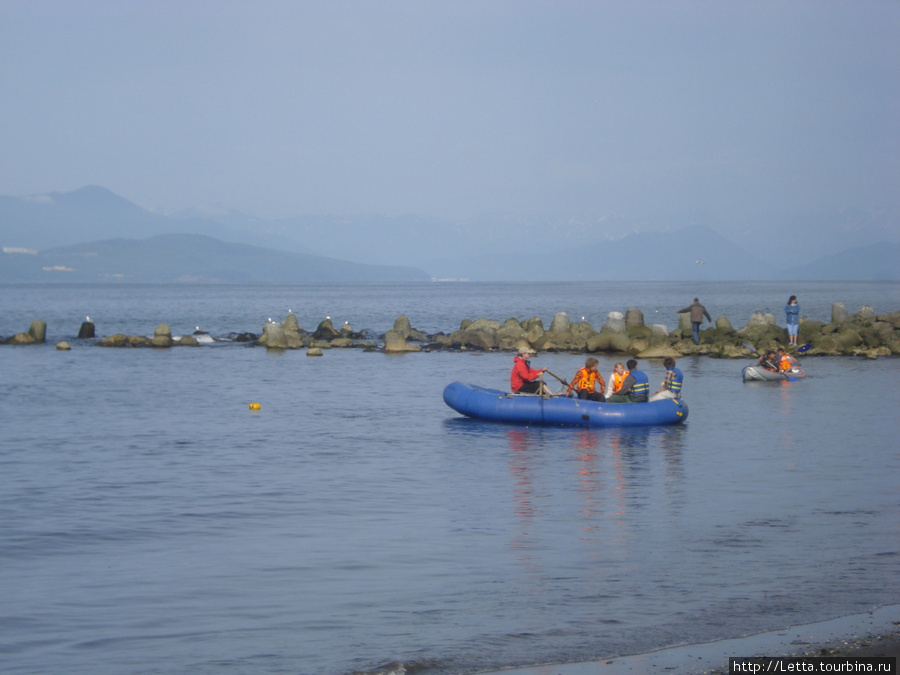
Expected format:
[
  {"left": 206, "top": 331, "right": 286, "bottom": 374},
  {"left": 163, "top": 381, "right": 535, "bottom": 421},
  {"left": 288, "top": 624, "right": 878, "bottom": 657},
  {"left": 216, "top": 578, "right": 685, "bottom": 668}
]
[
  {"left": 1, "top": 186, "right": 897, "bottom": 282},
  {"left": 1, "top": 234, "right": 429, "bottom": 283}
]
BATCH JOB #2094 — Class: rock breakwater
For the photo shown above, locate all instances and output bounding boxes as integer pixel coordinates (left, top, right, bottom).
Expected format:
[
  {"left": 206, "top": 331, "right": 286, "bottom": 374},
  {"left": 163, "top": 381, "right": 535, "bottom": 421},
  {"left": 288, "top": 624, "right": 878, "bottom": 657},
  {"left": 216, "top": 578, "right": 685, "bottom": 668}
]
[{"left": 3, "top": 303, "right": 898, "bottom": 358}]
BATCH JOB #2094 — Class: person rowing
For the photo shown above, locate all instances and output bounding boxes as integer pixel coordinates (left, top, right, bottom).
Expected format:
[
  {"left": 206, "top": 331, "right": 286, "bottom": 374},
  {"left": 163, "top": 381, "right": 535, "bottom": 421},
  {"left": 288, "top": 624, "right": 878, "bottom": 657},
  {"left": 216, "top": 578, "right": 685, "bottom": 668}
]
[{"left": 510, "top": 346, "right": 552, "bottom": 396}]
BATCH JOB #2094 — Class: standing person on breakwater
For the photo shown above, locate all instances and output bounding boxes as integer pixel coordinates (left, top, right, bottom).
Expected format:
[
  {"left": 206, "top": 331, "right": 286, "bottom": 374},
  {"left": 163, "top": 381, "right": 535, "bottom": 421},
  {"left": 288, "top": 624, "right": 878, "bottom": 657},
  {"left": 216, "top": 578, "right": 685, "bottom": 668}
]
[
  {"left": 677, "top": 298, "right": 712, "bottom": 344},
  {"left": 607, "top": 359, "right": 649, "bottom": 403},
  {"left": 511, "top": 347, "right": 552, "bottom": 395},
  {"left": 605, "top": 362, "right": 629, "bottom": 399},
  {"left": 785, "top": 295, "right": 800, "bottom": 346},
  {"left": 565, "top": 357, "right": 606, "bottom": 402},
  {"left": 649, "top": 357, "right": 683, "bottom": 401}
]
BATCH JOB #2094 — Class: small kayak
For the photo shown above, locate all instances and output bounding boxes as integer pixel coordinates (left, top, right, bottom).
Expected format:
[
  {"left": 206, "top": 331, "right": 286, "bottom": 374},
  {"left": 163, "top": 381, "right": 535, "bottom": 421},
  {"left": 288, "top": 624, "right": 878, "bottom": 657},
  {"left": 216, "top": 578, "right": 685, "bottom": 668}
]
[
  {"left": 742, "top": 365, "right": 806, "bottom": 382},
  {"left": 443, "top": 382, "right": 688, "bottom": 427}
]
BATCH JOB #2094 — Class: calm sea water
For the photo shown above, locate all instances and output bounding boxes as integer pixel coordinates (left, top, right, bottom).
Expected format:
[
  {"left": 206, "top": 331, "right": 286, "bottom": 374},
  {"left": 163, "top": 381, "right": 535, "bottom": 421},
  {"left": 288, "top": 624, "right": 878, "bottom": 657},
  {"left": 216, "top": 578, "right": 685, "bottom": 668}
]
[{"left": 1, "top": 281, "right": 899, "bottom": 675}]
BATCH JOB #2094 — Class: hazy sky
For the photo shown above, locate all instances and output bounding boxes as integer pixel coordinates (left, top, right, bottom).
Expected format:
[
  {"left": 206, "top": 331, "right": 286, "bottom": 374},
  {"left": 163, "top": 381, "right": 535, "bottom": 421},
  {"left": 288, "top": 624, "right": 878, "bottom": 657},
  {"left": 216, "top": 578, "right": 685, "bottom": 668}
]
[{"left": 1, "top": 0, "right": 897, "bottom": 221}]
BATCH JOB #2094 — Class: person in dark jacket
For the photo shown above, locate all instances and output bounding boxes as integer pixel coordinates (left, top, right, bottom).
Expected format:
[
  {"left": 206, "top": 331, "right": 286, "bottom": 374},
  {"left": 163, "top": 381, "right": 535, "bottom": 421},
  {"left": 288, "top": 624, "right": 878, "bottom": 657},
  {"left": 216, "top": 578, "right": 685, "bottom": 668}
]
[
  {"left": 608, "top": 359, "right": 649, "bottom": 403},
  {"left": 677, "top": 298, "right": 712, "bottom": 344}
]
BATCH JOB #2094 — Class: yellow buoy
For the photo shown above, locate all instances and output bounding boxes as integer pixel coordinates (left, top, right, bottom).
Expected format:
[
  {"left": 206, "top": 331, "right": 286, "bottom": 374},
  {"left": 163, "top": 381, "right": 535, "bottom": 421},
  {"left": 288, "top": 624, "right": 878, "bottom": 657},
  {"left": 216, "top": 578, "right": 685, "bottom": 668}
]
[{"left": 248, "top": 402, "right": 261, "bottom": 410}]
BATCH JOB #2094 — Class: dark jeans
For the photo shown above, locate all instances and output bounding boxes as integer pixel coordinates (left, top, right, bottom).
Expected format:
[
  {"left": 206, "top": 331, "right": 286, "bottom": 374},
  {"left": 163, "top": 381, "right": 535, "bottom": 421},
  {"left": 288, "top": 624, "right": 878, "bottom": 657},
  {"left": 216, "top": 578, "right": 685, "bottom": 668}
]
[
  {"left": 517, "top": 380, "right": 542, "bottom": 394},
  {"left": 577, "top": 390, "right": 605, "bottom": 402},
  {"left": 692, "top": 321, "right": 701, "bottom": 343}
]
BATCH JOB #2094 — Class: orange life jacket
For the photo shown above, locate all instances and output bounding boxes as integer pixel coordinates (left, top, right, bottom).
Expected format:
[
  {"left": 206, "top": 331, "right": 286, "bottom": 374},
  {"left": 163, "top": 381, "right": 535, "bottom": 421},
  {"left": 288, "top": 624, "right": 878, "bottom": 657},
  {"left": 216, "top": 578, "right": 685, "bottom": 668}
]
[
  {"left": 779, "top": 354, "right": 796, "bottom": 371},
  {"left": 612, "top": 370, "right": 629, "bottom": 393},
  {"left": 568, "top": 367, "right": 604, "bottom": 395}
]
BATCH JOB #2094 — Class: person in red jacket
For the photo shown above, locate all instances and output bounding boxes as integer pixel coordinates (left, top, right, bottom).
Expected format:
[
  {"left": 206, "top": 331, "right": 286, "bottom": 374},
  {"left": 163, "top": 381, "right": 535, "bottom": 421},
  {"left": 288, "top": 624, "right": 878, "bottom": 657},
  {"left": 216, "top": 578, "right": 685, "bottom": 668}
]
[{"left": 511, "top": 347, "right": 551, "bottom": 395}]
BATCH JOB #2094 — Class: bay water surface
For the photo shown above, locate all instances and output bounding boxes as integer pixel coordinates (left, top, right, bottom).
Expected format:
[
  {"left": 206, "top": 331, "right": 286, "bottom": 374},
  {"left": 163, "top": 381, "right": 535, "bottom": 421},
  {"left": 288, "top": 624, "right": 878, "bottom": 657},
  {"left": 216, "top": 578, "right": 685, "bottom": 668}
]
[{"left": 2, "top": 281, "right": 899, "bottom": 675}]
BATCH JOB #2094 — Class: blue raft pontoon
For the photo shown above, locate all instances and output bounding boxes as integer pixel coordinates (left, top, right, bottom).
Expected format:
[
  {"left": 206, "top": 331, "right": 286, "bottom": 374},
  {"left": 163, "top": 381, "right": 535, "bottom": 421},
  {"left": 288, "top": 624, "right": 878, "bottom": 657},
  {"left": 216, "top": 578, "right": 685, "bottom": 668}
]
[{"left": 443, "top": 382, "right": 688, "bottom": 427}]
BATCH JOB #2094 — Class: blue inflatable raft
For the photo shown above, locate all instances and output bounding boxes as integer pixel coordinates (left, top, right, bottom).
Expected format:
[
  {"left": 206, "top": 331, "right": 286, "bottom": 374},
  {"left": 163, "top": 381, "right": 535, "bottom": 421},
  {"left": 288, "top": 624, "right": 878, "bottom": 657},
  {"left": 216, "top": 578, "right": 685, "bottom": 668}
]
[{"left": 443, "top": 382, "right": 689, "bottom": 427}]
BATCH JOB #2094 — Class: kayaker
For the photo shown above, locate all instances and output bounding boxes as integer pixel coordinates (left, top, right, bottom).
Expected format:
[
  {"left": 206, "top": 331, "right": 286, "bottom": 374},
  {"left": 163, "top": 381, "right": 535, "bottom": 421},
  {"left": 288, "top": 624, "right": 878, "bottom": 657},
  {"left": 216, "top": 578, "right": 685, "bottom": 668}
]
[
  {"left": 511, "top": 347, "right": 551, "bottom": 395},
  {"left": 649, "top": 357, "right": 683, "bottom": 401},
  {"left": 565, "top": 357, "right": 606, "bottom": 402},
  {"left": 608, "top": 359, "right": 649, "bottom": 403},
  {"left": 605, "top": 362, "right": 629, "bottom": 399},
  {"left": 677, "top": 298, "right": 712, "bottom": 344},
  {"left": 785, "top": 295, "right": 800, "bottom": 346},
  {"left": 776, "top": 347, "right": 798, "bottom": 372},
  {"left": 757, "top": 351, "right": 779, "bottom": 372}
]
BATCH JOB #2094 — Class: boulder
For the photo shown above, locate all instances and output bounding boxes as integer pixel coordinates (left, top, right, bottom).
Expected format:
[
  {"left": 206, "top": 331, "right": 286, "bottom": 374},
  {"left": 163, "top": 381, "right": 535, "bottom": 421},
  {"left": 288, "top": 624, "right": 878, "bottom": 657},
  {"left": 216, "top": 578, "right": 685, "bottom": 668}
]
[
  {"left": 150, "top": 334, "right": 173, "bottom": 348},
  {"left": 715, "top": 316, "right": 734, "bottom": 333},
  {"left": 497, "top": 318, "right": 527, "bottom": 342},
  {"left": 307, "top": 347, "right": 324, "bottom": 357},
  {"left": 675, "top": 313, "right": 693, "bottom": 339},
  {"left": 313, "top": 318, "right": 341, "bottom": 341},
  {"left": 393, "top": 315, "right": 413, "bottom": 338},
  {"left": 283, "top": 313, "right": 305, "bottom": 348},
  {"left": 77, "top": 321, "right": 95, "bottom": 339},
  {"left": 855, "top": 305, "right": 876, "bottom": 324},
  {"left": 456, "top": 328, "right": 496, "bottom": 351},
  {"left": 177, "top": 335, "right": 199, "bottom": 346},
  {"left": 524, "top": 322, "right": 546, "bottom": 344},
  {"left": 624, "top": 307, "right": 644, "bottom": 330},
  {"left": 56, "top": 340, "right": 71, "bottom": 350},
  {"left": 603, "top": 311, "right": 626, "bottom": 334},
  {"left": 258, "top": 322, "right": 288, "bottom": 349},
  {"left": 717, "top": 343, "right": 751, "bottom": 359},
  {"left": 98, "top": 333, "right": 129, "bottom": 347},
  {"left": 549, "top": 312, "right": 570, "bottom": 333},
  {"left": 648, "top": 324, "right": 670, "bottom": 347},
  {"left": 128, "top": 335, "right": 151, "bottom": 347},
  {"left": 637, "top": 344, "right": 681, "bottom": 359},
  {"left": 586, "top": 332, "right": 612, "bottom": 352},
  {"left": 627, "top": 337, "right": 649, "bottom": 355},
  {"left": 832, "top": 302, "right": 849, "bottom": 325},
  {"left": 608, "top": 333, "right": 632, "bottom": 353},
  {"left": 467, "top": 317, "right": 502, "bottom": 334},
  {"left": 383, "top": 329, "right": 421, "bottom": 353},
  {"left": 6, "top": 332, "right": 36, "bottom": 345},
  {"left": 28, "top": 320, "right": 47, "bottom": 343},
  {"left": 739, "top": 312, "right": 777, "bottom": 333}
]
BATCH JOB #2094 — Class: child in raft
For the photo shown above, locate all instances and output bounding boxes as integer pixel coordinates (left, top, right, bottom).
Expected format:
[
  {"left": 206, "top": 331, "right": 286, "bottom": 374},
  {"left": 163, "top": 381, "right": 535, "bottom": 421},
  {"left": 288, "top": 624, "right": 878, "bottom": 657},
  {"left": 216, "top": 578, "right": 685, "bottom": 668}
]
[{"left": 565, "top": 357, "right": 606, "bottom": 401}]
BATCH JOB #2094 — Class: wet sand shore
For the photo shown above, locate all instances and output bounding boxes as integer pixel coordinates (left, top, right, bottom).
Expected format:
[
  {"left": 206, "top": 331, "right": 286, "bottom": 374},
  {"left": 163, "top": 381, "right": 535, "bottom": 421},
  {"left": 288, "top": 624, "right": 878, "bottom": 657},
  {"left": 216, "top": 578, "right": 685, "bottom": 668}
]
[{"left": 476, "top": 606, "right": 900, "bottom": 675}]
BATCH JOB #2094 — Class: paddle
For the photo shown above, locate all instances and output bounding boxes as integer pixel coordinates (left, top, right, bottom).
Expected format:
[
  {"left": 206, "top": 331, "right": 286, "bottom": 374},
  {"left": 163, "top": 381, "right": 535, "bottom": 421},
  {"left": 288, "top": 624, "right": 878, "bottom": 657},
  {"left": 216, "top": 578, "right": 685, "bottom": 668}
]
[
  {"left": 795, "top": 343, "right": 812, "bottom": 353},
  {"left": 546, "top": 370, "right": 569, "bottom": 386},
  {"left": 544, "top": 370, "right": 570, "bottom": 397}
]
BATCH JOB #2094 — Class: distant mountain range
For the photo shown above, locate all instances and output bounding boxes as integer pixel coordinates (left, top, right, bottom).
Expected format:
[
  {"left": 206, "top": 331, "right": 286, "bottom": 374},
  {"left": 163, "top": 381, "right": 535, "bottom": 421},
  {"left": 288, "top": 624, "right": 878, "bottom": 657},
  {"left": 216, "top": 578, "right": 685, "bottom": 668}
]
[
  {"left": 2, "top": 234, "right": 430, "bottom": 283},
  {"left": 1, "top": 186, "right": 897, "bottom": 282}
]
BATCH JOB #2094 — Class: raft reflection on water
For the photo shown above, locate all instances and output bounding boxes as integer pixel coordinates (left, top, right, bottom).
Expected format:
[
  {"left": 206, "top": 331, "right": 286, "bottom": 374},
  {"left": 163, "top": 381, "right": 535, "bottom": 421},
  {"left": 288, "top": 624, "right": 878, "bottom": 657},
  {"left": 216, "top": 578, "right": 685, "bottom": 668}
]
[{"left": 494, "top": 424, "right": 688, "bottom": 556}]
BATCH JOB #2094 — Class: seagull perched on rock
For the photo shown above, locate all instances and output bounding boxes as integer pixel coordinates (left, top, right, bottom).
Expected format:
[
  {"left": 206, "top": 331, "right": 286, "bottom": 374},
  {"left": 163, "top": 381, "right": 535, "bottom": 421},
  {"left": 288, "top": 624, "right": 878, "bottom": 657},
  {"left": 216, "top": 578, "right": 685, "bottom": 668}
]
[{"left": 86, "top": 316, "right": 91, "bottom": 322}]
